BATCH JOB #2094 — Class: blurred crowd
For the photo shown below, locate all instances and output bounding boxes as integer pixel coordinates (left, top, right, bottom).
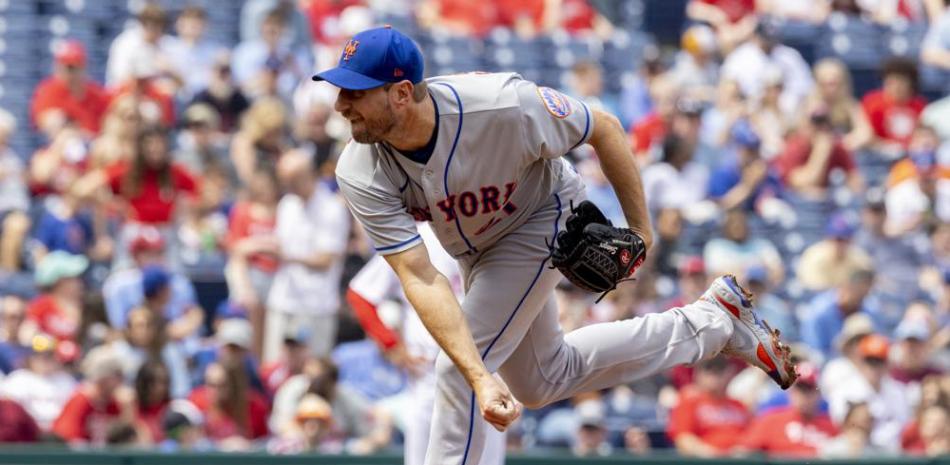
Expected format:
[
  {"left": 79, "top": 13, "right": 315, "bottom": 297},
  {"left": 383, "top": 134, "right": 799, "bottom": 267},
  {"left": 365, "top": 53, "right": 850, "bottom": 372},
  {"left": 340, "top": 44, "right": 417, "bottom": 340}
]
[{"left": 0, "top": 0, "right": 946, "bottom": 460}]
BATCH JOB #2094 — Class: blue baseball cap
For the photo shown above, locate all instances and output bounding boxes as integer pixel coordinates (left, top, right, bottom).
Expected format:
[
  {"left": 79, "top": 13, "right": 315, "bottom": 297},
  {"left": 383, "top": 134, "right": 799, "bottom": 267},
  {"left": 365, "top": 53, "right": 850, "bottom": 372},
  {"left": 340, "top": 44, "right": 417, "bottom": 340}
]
[
  {"left": 141, "top": 265, "right": 171, "bottom": 299},
  {"left": 312, "top": 26, "right": 424, "bottom": 90}
]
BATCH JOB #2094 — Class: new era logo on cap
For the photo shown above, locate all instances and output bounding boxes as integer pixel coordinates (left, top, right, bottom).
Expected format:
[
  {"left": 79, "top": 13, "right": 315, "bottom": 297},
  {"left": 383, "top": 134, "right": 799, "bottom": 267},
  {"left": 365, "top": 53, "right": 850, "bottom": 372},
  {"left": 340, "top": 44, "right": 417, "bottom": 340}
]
[{"left": 312, "top": 26, "right": 424, "bottom": 90}]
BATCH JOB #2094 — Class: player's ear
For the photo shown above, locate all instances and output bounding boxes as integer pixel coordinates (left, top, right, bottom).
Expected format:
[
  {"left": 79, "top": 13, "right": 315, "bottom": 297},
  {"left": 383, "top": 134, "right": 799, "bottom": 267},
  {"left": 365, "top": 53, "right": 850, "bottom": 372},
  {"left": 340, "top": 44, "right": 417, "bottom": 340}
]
[{"left": 390, "top": 80, "right": 413, "bottom": 107}]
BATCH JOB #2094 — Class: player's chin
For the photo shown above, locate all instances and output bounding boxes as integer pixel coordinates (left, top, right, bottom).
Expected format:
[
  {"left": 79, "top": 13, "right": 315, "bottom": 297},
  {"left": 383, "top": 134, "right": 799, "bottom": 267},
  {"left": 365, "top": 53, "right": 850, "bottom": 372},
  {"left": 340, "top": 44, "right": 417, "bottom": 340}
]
[{"left": 351, "top": 129, "right": 382, "bottom": 144}]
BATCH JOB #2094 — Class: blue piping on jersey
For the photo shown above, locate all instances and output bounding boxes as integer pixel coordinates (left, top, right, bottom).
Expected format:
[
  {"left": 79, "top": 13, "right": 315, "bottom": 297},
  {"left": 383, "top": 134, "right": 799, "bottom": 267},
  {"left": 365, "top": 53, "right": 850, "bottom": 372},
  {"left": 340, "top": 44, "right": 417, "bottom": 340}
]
[
  {"left": 375, "top": 234, "right": 421, "bottom": 252},
  {"left": 569, "top": 102, "right": 591, "bottom": 152},
  {"left": 459, "top": 193, "right": 563, "bottom": 465},
  {"left": 432, "top": 82, "right": 477, "bottom": 254}
]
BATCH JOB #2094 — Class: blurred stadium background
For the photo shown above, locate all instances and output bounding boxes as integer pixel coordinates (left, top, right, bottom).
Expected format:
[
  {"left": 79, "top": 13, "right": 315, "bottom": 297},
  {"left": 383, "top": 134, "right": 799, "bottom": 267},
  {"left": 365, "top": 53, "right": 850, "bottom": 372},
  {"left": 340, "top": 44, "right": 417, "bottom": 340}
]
[{"left": 0, "top": 0, "right": 946, "bottom": 463}]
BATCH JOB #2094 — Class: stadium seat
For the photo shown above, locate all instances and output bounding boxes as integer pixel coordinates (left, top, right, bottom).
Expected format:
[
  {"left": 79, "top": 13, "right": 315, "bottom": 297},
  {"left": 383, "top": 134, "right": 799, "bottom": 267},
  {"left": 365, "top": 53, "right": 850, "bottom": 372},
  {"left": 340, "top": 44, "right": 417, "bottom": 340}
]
[{"left": 817, "top": 14, "right": 886, "bottom": 69}]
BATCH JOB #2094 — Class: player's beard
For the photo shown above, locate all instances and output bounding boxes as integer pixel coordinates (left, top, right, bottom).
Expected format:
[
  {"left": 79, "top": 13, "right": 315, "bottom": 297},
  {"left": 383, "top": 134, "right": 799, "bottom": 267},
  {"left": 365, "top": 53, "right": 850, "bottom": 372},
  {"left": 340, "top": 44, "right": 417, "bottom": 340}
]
[{"left": 350, "top": 105, "right": 397, "bottom": 144}]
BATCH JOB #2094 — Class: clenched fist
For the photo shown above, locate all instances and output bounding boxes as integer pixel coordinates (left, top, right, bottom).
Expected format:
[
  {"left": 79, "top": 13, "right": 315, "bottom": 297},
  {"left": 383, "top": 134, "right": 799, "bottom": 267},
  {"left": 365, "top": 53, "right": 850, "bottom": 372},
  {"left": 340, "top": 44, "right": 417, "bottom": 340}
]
[{"left": 474, "top": 374, "right": 522, "bottom": 432}]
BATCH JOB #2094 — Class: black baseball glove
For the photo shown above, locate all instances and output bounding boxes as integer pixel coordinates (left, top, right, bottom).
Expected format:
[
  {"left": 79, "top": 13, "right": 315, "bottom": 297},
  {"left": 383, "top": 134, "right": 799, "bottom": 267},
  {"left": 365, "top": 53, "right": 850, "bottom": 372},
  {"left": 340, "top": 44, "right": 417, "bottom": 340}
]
[{"left": 549, "top": 200, "right": 646, "bottom": 300}]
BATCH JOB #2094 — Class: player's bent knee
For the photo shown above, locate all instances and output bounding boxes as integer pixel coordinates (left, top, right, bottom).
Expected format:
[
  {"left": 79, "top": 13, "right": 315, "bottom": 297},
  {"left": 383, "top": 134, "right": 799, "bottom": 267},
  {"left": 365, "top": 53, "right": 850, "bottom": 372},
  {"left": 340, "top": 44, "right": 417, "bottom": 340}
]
[{"left": 507, "top": 382, "right": 555, "bottom": 410}]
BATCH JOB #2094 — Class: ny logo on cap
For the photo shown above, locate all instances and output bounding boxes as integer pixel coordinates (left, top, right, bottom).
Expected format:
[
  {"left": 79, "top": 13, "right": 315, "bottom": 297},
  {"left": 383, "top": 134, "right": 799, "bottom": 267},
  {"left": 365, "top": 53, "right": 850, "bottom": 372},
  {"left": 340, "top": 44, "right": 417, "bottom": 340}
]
[{"left": 342, "top": 39, "right": 359, "bottom": 61}]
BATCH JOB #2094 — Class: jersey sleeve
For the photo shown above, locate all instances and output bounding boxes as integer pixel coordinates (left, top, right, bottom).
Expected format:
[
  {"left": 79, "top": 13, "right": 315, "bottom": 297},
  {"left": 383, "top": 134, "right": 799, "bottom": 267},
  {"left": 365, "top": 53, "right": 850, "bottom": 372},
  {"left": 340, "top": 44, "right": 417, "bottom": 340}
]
[
  {"left": 515, "top": 80, "right": 593, "bottom": 160},
  {"left": 336, "top": 144, "right": 421, "bottom": 255}
]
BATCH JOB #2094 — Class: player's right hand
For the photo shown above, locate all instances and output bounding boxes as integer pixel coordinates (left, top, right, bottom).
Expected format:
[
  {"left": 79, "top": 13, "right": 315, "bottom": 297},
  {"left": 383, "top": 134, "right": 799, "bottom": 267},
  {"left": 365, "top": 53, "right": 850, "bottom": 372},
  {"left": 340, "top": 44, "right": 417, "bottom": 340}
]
[{"left": 474, "top": 374, "right": 522, "bottom": 432}]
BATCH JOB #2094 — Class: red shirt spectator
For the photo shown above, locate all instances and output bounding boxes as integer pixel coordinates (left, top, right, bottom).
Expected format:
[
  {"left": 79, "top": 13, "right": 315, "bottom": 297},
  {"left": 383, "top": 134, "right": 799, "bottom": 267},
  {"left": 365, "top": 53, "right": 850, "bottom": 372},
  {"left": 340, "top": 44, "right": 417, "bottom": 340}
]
[
  {"left": 188, "top": 385, "right": 269, "bottom": 440},
  {"left": 740, "top": 406, "right": 838, "bottom": 457},
  {"left": 433, "top": 0, "right": 499, "bottom": 37},
  {"left": 0, "top": 398, "right": 40, "bottom": 442},
  {"left": 108, "top": 80, "right": 175, "bottom": 128},
  {"left": 26, "top": 295, "right": 79, "bottom": 343},
  {"left": 773, "top": 133, "right": 857, "bottom": 188},
  {"left": 693, "top": 0, "right": 756, "bottom": 23},
  {"left": 494, "top": 0, "right": 545, "bottom": 30},
  {"left": 303, "top": 0, "right": 364, "bottom": 44},
  {"left": 226, "top": 200, "right": 278, "bottom": 273},
  {"left": 106, "top": 161, "right": 198, "bottom": 224},
  {"left": 52, "top": 389, "right": 122, "bottom": 443},
  {"left": 631, "top": 113, "right": 667, "bottom": 156},
  {"left": 862, "top": 89, "right": 926, "bottom": 147},
  {"left": 668, "top": 389, "right": 750, "bottom": 451},
  {"left": 30, "top": 40, "right": 110, "bottom": 136}
]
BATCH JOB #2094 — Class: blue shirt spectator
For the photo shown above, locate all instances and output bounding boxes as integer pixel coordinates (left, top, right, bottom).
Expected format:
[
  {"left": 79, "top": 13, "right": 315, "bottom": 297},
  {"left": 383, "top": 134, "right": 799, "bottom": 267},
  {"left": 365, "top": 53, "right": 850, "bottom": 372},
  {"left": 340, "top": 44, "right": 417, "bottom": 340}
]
[
  {"left": 799, "top": 270, "right": 883, "bottom": 361},
  {"left": 191, "top": 319, "right": 265, "bottom": 395},
  {"left": 232, "top": 8, "right": 313, "bottom": 100},
  {"left": 331, "top": 339, "right": 407, "bottom": 402},
  {"left": 33, "top": 206, "right": 94, "bottom": 256}
]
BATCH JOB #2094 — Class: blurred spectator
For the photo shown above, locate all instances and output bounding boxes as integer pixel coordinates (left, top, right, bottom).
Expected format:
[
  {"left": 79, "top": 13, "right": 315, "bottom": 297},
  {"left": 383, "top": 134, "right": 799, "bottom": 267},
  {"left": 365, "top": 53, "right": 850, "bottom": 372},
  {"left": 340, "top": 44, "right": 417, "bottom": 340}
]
[
  {"left": 165, "top": 7, "right": 227, "bottom": 98},
  {"left": 191, "top": 55, "right": 252, "bottom": 133},
  {"left": 820, "top": 401, "right": 885, "bottom": 457},
  {"left": 159, "top": 400, "right": 211, "bottom": 451},
  {"left": 134, "top": 360, "right": 172, "bottom": 443},
  {"left": 268, "top": 393, "right": 341, "bottom": 454},
  {"left": 293, "top": 101, "right": 340, "bottom": 168},
  {"left": 301, "top": 0, "right": 366, "bottom": 45},
  {"left": 703, "top": 209, "right": 785, "bottom": 284},
  {"left": 800, "top": 270, "right": 879, "bottom": 360},
  {"left": 922, "top": 0, "right": 950, "bottom": 70},
  {"left": 739, "top": 362, "right": 837, "bottom": 457},
  {"left": 630, "top": 77, "right": 678, "bottom": 161},
  {"left": 108, "top": 308, "right": 190, "bottom": 399},
  {"left": 667, "top": 355, "right": 750, "bottom": 457},
  {"left": 106, "top": 3, "right": 179, "bottom": 90},
  {"left": 87, "top": 96, "right": 142, "bottom": 170},
  {"left": 565, "top": 62, "right": 620, "bottom": 123},
  {"left": 265, "top": 151, "right": 350, "bottom": 361},
  {"left": 820, "top": 313, "right": 875, "bottom": 395},
  {"left": 230, "top": 98, "right": 290, "bottom": 185},
  {"left": 188, "top": 360, "right": 269, "bottom": 444},
  {"left": 745, "top": 265, "right": 799, "bottom": 342},
  {"left": 0, "top": 296, "right": 30, "bottom": 373},
  {"left": 758, "top": 0, "right": 831, "bottom": 22},
  {"left": 99, "top": 125, "right": 201, "bottom": 227},
  {"left": 854, "top": 189, "right": 928, "bottom": 291},
  {"left": 32, "top": 183, "right": 111, "bottom": 263},
  {"left": 579, "top": 158, "right": 626, "bottom": 227},
  {"left": 668, "top": 25, "right": 720, "bottom": 103},
  {"left": 721, "top": 20, "right": 814, "bottom": 117},
  {"left": 30, "top": 40, "right": 110, "bottom": 139},
  {"left": 915, "top": 403, "right": 950, "bottom": 456},
  {"left": 686, "top": 0, "right": 758, "bottom": 52},
  {"left": 260, "top": 331, "right": 308, "bottom": 397},
  {"left": 24, "top": 251, "right": 88, "bottom": 344},
  {"left": 707, "top": 120, "right": 783, "bottom": 212},
  {"left": 666, "top": 256, "right": 710, "bottom": 309},
  {"left": 884, "top": 125, "right": 950, "bottom": 234},
  {"left": 102, "top": 231, "right": 204, "bottom": 347},
  {"left": 805, "top": 58, "right": 874, "bottom": 152},
  {"left": 797, "top": 215, "right": 873, "bottom": 292},
  {"left": 861, "top": 58, "right": 927, "bottom": 151},
  {"left": 233, "top": 8, "right": 313, "bottom": 100},
  {"left": 0, "top": 334, "right": 77, "bottom": 431},
  {"left": 0, "top": 110, "right": 30, "bottom": 272},
  {"left": 0, "top": 395, "right": 39, "bottom": 443},
  {"left": 641, "top": 134, "right": 709, "bottom": 217},
  {"left": 225, "top": 170, "right": 280, "bottom": 357},
  {"left": 619, "top": 46, "right": 664, "bottom": 128},
  {"left": 826, "top": 334, "right": 911, "bottom": 452},
  {"left": 571, "top": 399, "right": 612, "bottom": 457},
  {"left": 416, "top": 0, "right": 500, "bottom": 37},
  {"left": 889, "top": 312, "right": 943, "bottom": 386},
  {"left": 241, "top": 0, "right": 313, "bottom": 52},
  {"left": 174, "top": 104, "right": 232, "bottom": 180},
  {"left": 774, "top": 107, "right": 863, "bottom": 197},
  {"left": 901, "top": 374, "right": 950, "bottom": 455},
  {"left": 176, "top": 170, "right": 229, "bottom": 268},
  {"left": 52, "top": 346, "right": 136, "bottom": 445},
  {"left": 192, "top": 318, "right": 265, "bottom": 396},
  {"left": 748, "top": 67, "right": 792, "bottom": 160},
  {"left": 108, "top": 55, "right": 177, "bottom": 128}
]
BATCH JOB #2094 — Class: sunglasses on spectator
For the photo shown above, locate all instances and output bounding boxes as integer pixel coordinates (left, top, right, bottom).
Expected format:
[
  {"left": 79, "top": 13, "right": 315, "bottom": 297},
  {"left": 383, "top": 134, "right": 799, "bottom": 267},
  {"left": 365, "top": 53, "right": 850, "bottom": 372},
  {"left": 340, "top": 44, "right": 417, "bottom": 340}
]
[{"left": 863, "top": 357, "right": 887, "bottom": 367}]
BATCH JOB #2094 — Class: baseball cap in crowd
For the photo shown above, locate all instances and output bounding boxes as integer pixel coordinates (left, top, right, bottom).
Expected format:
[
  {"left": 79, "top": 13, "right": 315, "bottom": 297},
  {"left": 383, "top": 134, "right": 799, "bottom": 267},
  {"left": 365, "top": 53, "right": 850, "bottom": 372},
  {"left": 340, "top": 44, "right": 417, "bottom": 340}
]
[
  {"left": 35, "top": 251, "right": 89, "bottom": 287},
  {"left": 575, "top": 399, "right": 606, "bottom": 428},
  {"left": 55, "top": 40, "right": 86, "bottom": 67},
  {"left": 130, "top": 227, "right": 166, "bottom": 254},
  {"left": 216, "top": 318, "right": 253, "bottom": 351},
  {"left": 312, "top": 26, "right": 424, "bottom": 90},
  {"left": 142, "top": 266, "right": 171, "bottom": 299},
  {"left": 679, "top": 256, "right": 705, "bottom": 276},
  {"left": 755, "top": 17, "right": 781, "bottom": 42},
  {"left": 182, "top": 103, "right": 221, "bottom": 129},
  {"left": 731, "top": 121, "right": 761, "bottom": 150},
  {"left": 857, "top": 334, "right": 890, "bottom": 361},
  {"left": 836, "top": 313, "right": 874, "bottom": 351},
  {"left": 676, "top": 98, "right": 704, "bottom": 117},
  {"left": 794, "top": 361, "right": 820, "bottom": 388},
  {"left": 825, "top": 214, "right": 855, "bottom": 240},
  {"left": 295, "top": 394, "right": 333, "bottom": 423},
  {"left": 863, "top": 188, "right": 886, "bottom": 212},
  {"left": 895, "top": 318, "right": 931, "bottom": 342}
]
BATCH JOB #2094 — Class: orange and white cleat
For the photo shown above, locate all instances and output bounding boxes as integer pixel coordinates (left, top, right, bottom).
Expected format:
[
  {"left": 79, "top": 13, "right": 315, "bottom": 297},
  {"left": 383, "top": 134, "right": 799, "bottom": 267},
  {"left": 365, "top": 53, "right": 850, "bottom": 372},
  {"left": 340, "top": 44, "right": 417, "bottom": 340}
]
[{"left": 703, "top": 275, "right": 798, "bottom": 389}]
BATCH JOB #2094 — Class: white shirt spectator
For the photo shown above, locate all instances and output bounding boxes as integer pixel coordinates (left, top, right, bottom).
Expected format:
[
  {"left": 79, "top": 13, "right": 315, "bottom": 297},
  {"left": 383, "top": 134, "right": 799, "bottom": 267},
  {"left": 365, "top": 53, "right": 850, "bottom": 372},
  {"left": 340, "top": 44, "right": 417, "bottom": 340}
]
[
  {"left": 0, "top": 148, "right": 28, "bottom": 214},
  {"left": 268, "top": 181, "right": 350, "bottom": 316},
  {"left": 885, "top": 177, "right": 950, "bottom": 232},
  {"left": 722, "top": 41, "right": 814, "bottom": 116},
  {"left": 105, "top": 25, "right": 175, "bottom": 87},
  {"left": 826, "top": 373, "right": 911, "bottom": 452},
  {"left": 164, "top": 36, "right": 227, "bottom": 96},
  {"left": 641, "top": 161, "right": 709, "bottom": 215},
  {"left": 703, "top": 237, "right": 783, "bottom": 280},
  {"left": 0, "top": 368, "right": 76, "bottom": 431}
]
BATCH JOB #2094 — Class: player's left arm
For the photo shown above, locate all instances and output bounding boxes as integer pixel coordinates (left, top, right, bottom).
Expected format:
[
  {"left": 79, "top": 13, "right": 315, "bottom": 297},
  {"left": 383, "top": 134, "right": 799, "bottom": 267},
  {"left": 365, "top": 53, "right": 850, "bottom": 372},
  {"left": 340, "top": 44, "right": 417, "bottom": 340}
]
[{"left": 587, "top": 109, "right": 654, "bottom": 251}]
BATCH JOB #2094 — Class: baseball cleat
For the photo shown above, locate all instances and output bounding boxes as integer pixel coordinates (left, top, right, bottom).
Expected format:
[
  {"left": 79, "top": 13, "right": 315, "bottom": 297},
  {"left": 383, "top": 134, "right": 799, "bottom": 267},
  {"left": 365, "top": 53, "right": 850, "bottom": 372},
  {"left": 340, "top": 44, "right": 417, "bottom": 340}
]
[{"left": 702, "top": 275, "right": 798, "bottom": 389}]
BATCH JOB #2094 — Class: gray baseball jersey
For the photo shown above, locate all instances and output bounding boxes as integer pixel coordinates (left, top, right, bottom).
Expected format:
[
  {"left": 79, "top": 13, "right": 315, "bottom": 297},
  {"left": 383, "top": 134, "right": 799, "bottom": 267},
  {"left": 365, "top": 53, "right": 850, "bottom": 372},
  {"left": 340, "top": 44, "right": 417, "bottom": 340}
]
[
  {"left": 335, "top": 72, "right": 736, "bottom": 465},
  {"left": 335, "top": 72, "right": 591, "bottom": 257}
]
